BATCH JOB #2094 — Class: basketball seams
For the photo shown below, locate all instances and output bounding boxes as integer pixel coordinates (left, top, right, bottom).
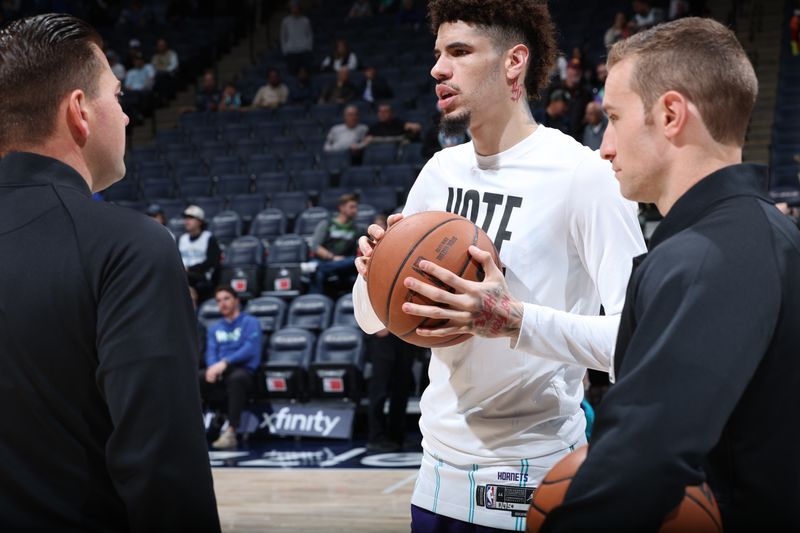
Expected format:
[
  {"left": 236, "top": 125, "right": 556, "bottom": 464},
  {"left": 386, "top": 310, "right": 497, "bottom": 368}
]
[
  {"left": 381, "top": 216, "right": 462, "bottom": 325},
  {"left": 684, "top": 491, "right": 723, "bottom": 532}
]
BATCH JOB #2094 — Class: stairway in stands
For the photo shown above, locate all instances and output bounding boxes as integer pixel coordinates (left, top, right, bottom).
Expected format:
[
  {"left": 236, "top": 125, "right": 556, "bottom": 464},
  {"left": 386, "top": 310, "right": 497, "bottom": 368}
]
[{"left": 708, "top": 0, "right": 785, "bottom": 164}]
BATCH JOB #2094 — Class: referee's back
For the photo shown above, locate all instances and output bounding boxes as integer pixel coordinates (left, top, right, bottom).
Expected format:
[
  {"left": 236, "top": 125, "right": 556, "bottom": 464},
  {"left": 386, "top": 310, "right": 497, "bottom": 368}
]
[{"left": 0, "top": 152, "right": 220, "bottom": 532}]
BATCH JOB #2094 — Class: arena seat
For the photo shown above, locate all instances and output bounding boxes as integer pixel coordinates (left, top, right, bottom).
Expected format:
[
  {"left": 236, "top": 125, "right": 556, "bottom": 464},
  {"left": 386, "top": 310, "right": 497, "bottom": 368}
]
[
  {"left": 209, "top": 210, "right": 243, "bottom": 246},
  {"left": 287, "top": 294, "right": 333, "bottom": 332},
  {"left": 333, "top": 293, "right": 359, "bottom": 328},
  {"left": 198, "top": 298, "right": 223, "bottom": 329},
  {"left": 262, "top": 233, "right": 308, "bottom": 297},
  {"left": 219, "top": 235, "right": 263, "bottom": 298},
  {"left": 257, "top": 327, "right": 316, "bottom": 400},
  {"left": 309, "top": 325, "right": 365, "bottom": 401},
  {"left": 245, "top": 296, "right": 287, "bottom": 335},
  {"left": 294, "top": 206, "right": 330, "bottom": 241}
]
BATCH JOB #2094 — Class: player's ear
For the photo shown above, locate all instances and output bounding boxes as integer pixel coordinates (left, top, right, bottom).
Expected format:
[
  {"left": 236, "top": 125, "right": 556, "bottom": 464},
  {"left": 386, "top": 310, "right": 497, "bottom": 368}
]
[
  {"left": 660, "top": 90, "right": 689, "bottom": 141},
  {"left": 65, "top": 89, "right": 90, "bottom": 146},
  {"left": 506, "top": 43, "right": 529, "bottom": 82}
]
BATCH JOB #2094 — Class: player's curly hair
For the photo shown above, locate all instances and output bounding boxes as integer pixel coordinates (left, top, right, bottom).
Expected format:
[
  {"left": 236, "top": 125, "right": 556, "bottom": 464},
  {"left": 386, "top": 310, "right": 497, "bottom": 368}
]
[{"left": 428, "top": 0, "right": 557, "bottom": 97}]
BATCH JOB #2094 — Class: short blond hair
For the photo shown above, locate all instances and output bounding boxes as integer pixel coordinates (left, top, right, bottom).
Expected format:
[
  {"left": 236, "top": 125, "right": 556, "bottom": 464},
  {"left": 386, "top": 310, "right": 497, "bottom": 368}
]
[{"left": 607, "top": 17, "right": 757, "bottom": 146}]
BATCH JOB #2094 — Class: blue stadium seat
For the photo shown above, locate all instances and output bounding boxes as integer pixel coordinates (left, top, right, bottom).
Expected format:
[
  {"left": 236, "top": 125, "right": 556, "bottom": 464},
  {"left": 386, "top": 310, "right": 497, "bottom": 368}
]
[
  {"left": 270, "top": 191, "right": 310, "bottom": 223},
  {"left": 318, "top": 187, "right": 357, "bottom": 211},
  {"left": 380, "top": 163, "right": 417, "bottom": 191},
  {"left": 162, "top": 144, "right": 195, "bottom": 166},
  {"left": 287, "top": 294, "right": 333, "bottom": 332},
  {"left": 187, "top": 196, "right": 225, "bottom": 219},
  {"left": 252, "top": 122, "right": 285, "bottom": 139},
  {"left": 216, "top": 174, "right": 252, "bottom": 197},
  {"left": 309, "top": 325, "right": 365, "bottom": 401},
  {"left": 262, "top": 233, "right": 308, "bottom": 297},
  {"left": 399, "top": 142, "right": 425, "bottom": 166},
  {"left": 220, "top": 235, "right": 263, "bottom": 298},
  {"left": 208, "top": 155, "right": 241, "bottom": 176},
  {"left": 232, "top": 139, "right": 266, "bottom": 160},
  {"left": 362, "top": 143, "right": 398, "bottom": 166},
  {"left": 333, "top": 293, "right": 359, "bottom": 328},
  {"left": 354, "top": 203, "right": 377, "bottom": 226},
  {"left": 142, "top": 178, "right": 177, "bottom": 200},
  {"left": 250, "top": 207, "right": 287, "bottom": 243},
  {"left": 257, "top": 327, "right": 316, "bottom": 400},
  {"left": 104, "top": 179, "right": 139, "bottom": 202},
  {"left": 245, "top": 296, "right": 287, "bottom": 335},
  {"left": 358, "top": 186, "right": 398, "bottom": 213},
  {"left": 172, "top": 159, "right": 207, "bottom": 179},
  {"left": 254, "top": 171, "right": 290, "bottom": 194},
  {"left": 219, "top": 123, "right": 252, "bottom": 144},
  {"left": 281, "top": 153, "right": 315, "bottom": 173},
  {"left": 209, "top": 210, "right": 243, "bottom": 246},
  {"left": 295, "top": 206, "right": 330, "bottom": 240},
  {"left": 291, "top": 169, "right": 330, "bottom": 195},
  {"left": 187, "top": 127, "right": 220, "bottom": 145},
  {"left": 320, "top": 150, "right": 352, "bottom": 175},
  {"left": 198, "top": 298, "right": 223, "bottom": 329},
  {"left": 136, "top": 160, "right": 170, "bottom": 181},
  {"left": 245, "top": 154, "right": 280, "bottom": 174},
  {"left": 179, "top": 176, "right": 213, "bottom": 198},
  {"left": 229, "top": 193, "right": 267, "bottom": 225},
  {"left": 341, "top": 166, "right": 379, "bottom": 188}
]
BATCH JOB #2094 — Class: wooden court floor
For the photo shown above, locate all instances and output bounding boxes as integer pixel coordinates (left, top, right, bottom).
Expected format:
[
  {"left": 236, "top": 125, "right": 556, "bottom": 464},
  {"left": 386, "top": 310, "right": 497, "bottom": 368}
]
[{"left": 213, "top": 468, "right": 417, "bottom": 532}]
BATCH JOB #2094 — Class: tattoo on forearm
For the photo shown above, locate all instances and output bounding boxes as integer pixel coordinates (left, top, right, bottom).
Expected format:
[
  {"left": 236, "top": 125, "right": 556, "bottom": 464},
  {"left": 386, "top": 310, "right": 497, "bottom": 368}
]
[{"left": 471, "top": 287, "right": 523, "bottom": 337}]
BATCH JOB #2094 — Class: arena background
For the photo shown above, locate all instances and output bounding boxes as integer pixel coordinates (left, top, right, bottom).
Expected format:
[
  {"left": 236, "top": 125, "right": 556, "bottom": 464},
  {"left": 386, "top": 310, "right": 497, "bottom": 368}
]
[{"left": 2, "top": 0, "right": 798, "bottom": 531}]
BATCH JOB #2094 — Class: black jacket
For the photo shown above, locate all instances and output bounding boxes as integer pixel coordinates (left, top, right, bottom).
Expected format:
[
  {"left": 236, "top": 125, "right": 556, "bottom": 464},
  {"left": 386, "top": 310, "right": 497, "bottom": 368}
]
[
  {"left": 543, "top": 164, "right": 800, "bottom": 533},
  {"left": 0, "top": 153, "right": 220, "bottom": 532}
]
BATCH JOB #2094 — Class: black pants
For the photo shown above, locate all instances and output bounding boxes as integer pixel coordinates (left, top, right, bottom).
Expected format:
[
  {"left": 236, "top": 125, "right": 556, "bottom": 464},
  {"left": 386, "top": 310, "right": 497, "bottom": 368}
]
[
  {"left": 367, "top": 334, "right": 416, "bottom": 443},
  {"left": 198, "top": 366, "right": 255, "bottom": 428}
]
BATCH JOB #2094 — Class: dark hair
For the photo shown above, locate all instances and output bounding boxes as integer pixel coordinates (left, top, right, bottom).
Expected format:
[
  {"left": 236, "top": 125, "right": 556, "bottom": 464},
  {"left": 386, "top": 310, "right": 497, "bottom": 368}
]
[
  {"left": 338, "top": 193, "right": 358, "bottom": 207},
  {"left": 0, "top": 13, "right": 104, "bottom": 153},
  {"left": 428, "top": 0, "right": 557, "bottom": 97},
  {"left": 214, "top": 285, "right": 239, "bottom": 299}
]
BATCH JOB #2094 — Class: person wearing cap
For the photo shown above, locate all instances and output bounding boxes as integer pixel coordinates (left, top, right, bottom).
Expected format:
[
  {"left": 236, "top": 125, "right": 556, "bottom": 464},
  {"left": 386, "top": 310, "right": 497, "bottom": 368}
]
[{"left": 178, "top": 205, "right": 221, "bottom": 302}]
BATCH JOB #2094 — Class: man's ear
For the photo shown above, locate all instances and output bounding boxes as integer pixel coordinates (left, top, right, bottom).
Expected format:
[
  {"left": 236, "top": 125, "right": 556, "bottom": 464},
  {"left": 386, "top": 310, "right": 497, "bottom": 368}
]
[
  {"left": 66, "top": 89, "right": 90, "bottom": 146},
  {"left": 506, "top": 43, "right": 529, "bottom": 83},
  {"left": 659, "top": 90, "right": 689, "bottom": 141}
]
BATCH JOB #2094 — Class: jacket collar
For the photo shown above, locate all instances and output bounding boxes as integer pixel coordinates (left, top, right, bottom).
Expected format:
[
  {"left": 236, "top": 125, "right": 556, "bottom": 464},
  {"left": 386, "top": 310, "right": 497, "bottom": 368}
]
[
  {"left": 649, "top": 163, "right": 771, "bottom": 249},
  {"left": 0, "top": 152, "right": 92, "bottom": 197}
]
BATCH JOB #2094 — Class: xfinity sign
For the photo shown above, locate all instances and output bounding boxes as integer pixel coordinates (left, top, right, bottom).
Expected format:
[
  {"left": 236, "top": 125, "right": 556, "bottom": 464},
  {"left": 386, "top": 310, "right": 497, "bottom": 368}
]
[{"left": 250, "top": 403, "right": 355, "bottom": 439}]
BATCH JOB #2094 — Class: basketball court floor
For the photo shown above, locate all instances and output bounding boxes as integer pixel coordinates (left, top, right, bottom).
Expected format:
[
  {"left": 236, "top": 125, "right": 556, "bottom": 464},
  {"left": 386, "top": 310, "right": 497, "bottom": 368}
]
[{"left": 211, "top": 433, "right": 422, "bottom": 532}]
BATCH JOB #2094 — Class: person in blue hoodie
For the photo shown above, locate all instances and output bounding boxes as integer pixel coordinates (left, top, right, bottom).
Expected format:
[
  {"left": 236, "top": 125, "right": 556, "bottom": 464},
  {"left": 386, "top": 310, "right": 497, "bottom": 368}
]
[{"left": 201, "top": 286, "right": 262, "bottom": 449}]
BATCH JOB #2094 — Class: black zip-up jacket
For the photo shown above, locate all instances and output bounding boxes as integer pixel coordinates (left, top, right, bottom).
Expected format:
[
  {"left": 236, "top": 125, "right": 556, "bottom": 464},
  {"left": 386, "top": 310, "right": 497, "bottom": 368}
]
[
  {"left": 542, "top": 164, "right": 800, "bottom": 532},
  {"left": 0, "top": 153, "right": 220, "bottom": 532}
]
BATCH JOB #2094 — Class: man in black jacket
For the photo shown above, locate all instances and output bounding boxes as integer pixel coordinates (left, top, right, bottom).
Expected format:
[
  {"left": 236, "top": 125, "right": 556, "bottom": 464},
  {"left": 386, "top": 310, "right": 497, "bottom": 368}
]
[
  {"left": 0, "top": 14, "right": 220, "bottom": 532},
  {"left": 542, "top": 17, "right": 800, "bottom": 533}
]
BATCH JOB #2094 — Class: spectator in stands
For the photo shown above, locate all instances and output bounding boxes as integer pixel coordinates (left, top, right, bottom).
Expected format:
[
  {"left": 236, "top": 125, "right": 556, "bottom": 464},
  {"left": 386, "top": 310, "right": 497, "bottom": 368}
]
[
  {"left": 323, "top": 105, "right": 369, "bottom": 156},
  {"left": 309, "top": 194, "right": 367, "bottom": 295},
  {"left": 358, "top": 65, "right": 394, "bottom": 104},
  {"left": 365, "top": 102, "right": 422, "bottom": 144},
  {"left": 321, "top": 38, "right": 359, "bottom": 73},
  {"left": 791, "top": 7, "right": 799, "bottom": 56},
  {"left": 348, "top": 0, "right": 373, "bottom": 19},
  {"left": 179, "top": 205, "right": 221, "bottom": 302},
  {"left": 668, "top": 0, "right": 691, "bottom": 20},
  {"left": 591, "top": 63, "right": 608, "bottom": 102},
  {"left": 289, "top": 66, "right": 315, "bottom": 104},
  {"left": 629, "top": 0, "right": 664, "bottom": 33},
  {"left": 581, "top": 101, "right": 607, "bottom": 150},
  {"left": 533, "top": 89, "right": 571, "bottom": 135},
  {"left": 124, "top": 52, "right": 155, "bottom": 92},
  {"left": 151, "top": 38, "right": 179, "bottom": 75},
  {"left": 319, "top": 66, "right": 357, "bottom": 104},
  {"left": 105, "top": 49, "right": 126, "bottom": 81},
  {"left": 396, "top": 0, "right": 424, "bottom": 28},
  {"left": 219, "top": 81, "right": 242, "bottom": 110},
  {"left": 605, "top": 12, "right": 630, "bottom": 49},
  {"left": 550, "top": 62, "right": 593, "bottom": 139},
  {"left": 252, "top": 68, "right": 289, "bottom": 109},
  {"left": 366, "top": 214, "right": 418, "bottom": 452},
  {"left": 124, "top": 37, "right": 142, "bottom": 68},
  {"left": 280, "top": 0, "right": 313, "bottom": 75},
  {"left": 194, "top": 70, "right": 221, "bottom": 112},
  {"left": 200, "top": 286, "right": 262, "bottom": 449},
  {"left": 378, "top": 0, "right": 397, "bottom": 13},
  {"left": 146, "top": 203, "right": 168, "bottom": 226},
  {"left": 151, "top": 38, "right": 179, "bottom": 102}
]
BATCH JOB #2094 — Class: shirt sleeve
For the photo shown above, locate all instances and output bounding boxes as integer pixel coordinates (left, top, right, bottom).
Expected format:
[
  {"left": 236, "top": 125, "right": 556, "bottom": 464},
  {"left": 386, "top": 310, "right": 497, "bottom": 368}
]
[
  {"left": 94, "top": 221, "right": 220, "bottom": 532},
  {"left": 511, "top": 152, "right": 645, "bottom": 378},
  {"left": 541, "top": 232, "right": 780, "bottom": 532},
  {"left": 222, "top": 317, "right": 262, "bottom": 367},
  {"left": 351, "top": 158, "right": 433, "bottom": 334}
]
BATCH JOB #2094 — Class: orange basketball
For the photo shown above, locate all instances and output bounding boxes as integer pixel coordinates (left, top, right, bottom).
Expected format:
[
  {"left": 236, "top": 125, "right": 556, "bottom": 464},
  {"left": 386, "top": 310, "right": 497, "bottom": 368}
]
[
  {"left": 526, "top": 446, "right": 723, "bottom": 533},
  {"left": 366, "top": 211, "right": 500, "bottom": 348}
]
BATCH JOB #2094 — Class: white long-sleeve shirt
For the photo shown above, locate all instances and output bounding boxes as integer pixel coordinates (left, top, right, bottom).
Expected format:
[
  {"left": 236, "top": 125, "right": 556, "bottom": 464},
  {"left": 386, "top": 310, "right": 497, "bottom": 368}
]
[{"left": 353, "top": 126, "right": 645, "bottom": 467}]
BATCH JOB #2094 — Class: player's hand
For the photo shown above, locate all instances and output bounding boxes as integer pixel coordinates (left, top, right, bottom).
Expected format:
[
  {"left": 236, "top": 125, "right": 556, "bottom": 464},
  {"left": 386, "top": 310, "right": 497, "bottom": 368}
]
[
  {"left": 355, "top": 213, "right": 404, "bottom": 279},
  {"left": 401, "top": 245, "right": 523, "bottom": 341}
]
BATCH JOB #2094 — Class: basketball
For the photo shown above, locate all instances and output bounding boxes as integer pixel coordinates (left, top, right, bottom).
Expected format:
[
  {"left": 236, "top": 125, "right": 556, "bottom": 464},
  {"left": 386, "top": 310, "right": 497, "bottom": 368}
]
[
  {"left": 366, "top": 211, "right": 500, "bottom": 348},
  {"left": 526, "top": 447, "right": 723, "bottom": 533}
]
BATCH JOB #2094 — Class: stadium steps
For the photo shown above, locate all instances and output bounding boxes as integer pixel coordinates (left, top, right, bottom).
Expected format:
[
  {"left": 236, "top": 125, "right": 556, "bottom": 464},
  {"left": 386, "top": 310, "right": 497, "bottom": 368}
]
[{"left": 129, "top": 15, "right": 270, "bottom": 147}]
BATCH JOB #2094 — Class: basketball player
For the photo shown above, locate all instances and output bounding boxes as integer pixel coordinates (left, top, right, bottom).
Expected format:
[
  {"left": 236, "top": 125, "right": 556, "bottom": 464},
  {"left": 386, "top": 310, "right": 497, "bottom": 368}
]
[
  {"left": 0, "top": 14, "right": 219, "bottom": 531},
  {"left": 542, "top": 18, "right": 800, "bottom": 532},
  {"left": 351, "top": 1, "right": 646, "bottom": 530}
]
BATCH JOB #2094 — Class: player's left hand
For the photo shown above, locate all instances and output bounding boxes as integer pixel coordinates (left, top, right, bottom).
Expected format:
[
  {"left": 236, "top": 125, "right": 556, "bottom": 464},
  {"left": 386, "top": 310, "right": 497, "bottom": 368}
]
[{"left": 401, "top": 245, "right": 523, "bottom": 341}]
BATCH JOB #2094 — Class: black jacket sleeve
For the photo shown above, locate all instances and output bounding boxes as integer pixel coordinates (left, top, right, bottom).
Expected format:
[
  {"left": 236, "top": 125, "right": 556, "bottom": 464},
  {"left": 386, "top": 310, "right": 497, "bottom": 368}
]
[
  {"left": 541, "top": 227, "right": 780, "bottom": 532},
  {"left": 94, "top": 219, "right": 220, "bottom": 532}
]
